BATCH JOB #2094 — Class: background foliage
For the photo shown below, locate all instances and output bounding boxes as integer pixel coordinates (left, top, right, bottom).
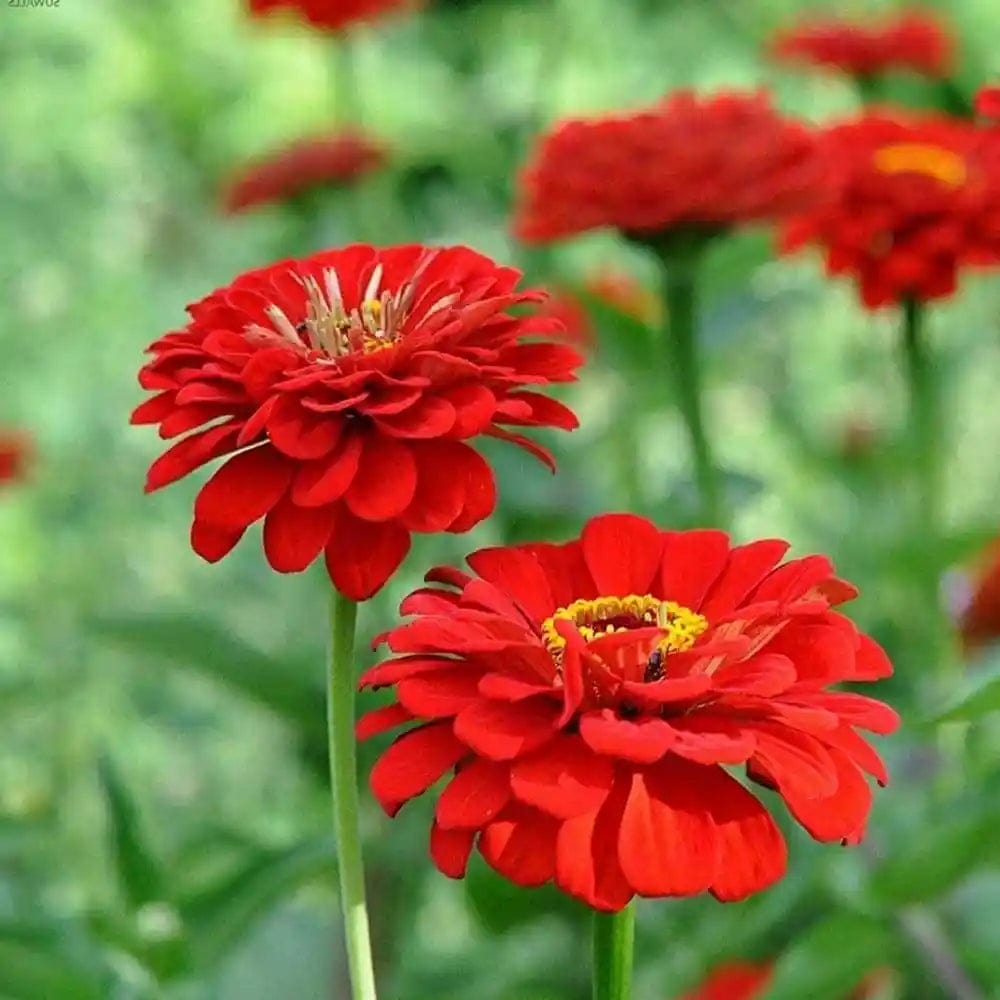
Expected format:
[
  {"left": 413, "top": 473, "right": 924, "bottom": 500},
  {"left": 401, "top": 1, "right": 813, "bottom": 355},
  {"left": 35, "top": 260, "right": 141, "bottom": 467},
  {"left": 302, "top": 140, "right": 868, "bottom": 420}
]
[{"left": 2, "top": 0, "right": 1000, "bottom": 997}]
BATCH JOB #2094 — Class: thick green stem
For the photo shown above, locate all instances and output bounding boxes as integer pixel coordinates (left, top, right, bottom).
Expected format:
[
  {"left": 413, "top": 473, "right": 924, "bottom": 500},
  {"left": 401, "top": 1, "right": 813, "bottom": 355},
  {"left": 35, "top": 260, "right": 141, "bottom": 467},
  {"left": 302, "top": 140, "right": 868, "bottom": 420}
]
[
  {"left": 659, "top": 243, "right": 726, "bottom": 528},
  {"left": 327, "top": 591, "right": 378, "bottom": 1000},
  {"left": 592, "top": 906, "right": 635, "bottom": 1000}
]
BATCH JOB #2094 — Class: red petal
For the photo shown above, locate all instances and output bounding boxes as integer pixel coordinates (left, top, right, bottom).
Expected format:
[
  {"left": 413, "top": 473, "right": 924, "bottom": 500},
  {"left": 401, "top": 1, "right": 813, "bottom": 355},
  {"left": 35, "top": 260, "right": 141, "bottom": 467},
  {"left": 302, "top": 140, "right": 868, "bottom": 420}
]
[
  {"left": 479, "top": 804, "right": 558, "bottom": 888},
  {"left": 430, "top": 822, "right": 475, "bottom": 878},
  {"left": 441, "top": 383, "right": 496, "bottom": 438},
  {"left": 397, "top": 667, "right": 485, "bottom": 718},
  {"left": 374, "top": 395, "right": 456, "bottom": 438},
  {"left": 262, "top": 495, "right": 335, "bottom": 573},
  {"left": 267, "top": 395, "right": 344, "bottom": 459},
  {"left": 794, "top": 692, "right": 899, "bottom": 735},
  {"left": 579, "top": 710, "right": 677, "bottom": 764},
  {"left": 466, "top": 547, "right": 555, "bottom": 623},
  {"left": 822, "top": 723, "right": 889, "bottom": 786},
  {"left": 478, "top": 673, "right": 551, "bottom": 701},
  {"left": 750, "top": 726, "right": 839, "bottom": 800},
  {"left": 522, "top": 541, "right": 596, "bottom": 607},
  {"left": 700, "top": 539, "right": 791, "bottom": 617},
  {"left": 778, "top": 747, "right": 873, "bottom": 843},
  {"left": 762, "top": 622, "right": 856, "bottom": 683},
  {"left": 190, "top": 519, "right": 245, "bottom": 562},
  {"left": 618, "top": 762, "right": 719, "bottom": 896},
  {"left": 325, "top": 508, "right": 411, "bottom": 600},
  {"left": 453, "top": 697, "right": 560, "bottom": 761},
  {"left": 435, "top": 758, "right": 511, "bottom": 829},
  {"left": 510, "top": 735, "right": 615, "bottom": 819},
  {"left": 658, "top": 529, "right": 730, "bottom": 609},
  {"left": 193, "top": 446, "right": 292, "bottom": 529},
  {"left": 369, "top": 722, "right": 467, "bottom": 815},
  {"left": 853, "top": 633, "right": 893, "bottom": 680},
  {"left": 555, "top": 778, "right": 633, "bottom": 912},
  {"left": 145, "top": 422, "right": 240, "bottom": 492},
  {"left": 750, "top": 554, "right": 835, "bottom": 605},
  {"left": 359, "top": 655, "right": 463, "bottom": 689},
  {"left": 668, "top": 717, "right": 757, "bottom": 765},
  {"left": 356, "top": 703, "right": 413, "bottom": 740},
  {"left": 581, "top": 514, "right": 663, "bottom": 596},
  {"left": 711, "top": 654, "right": 797, "bottom": 696},
  {"left": 447, "top": 445, "right": 497, "bottom": 533},
  {"left": 290, "top": 430, "right": 364, "bottom": 507},
  {"left": 398, "top": 440, "right": 468, "bottom": 532},
  {"left": 344, "top": 435, "right": 418, "bottom": 522}
]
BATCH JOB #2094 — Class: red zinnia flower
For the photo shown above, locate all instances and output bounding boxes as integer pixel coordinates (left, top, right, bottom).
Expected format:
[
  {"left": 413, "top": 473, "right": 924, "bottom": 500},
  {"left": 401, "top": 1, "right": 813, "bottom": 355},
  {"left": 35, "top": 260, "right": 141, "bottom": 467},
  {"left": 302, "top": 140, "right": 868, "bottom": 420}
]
[
  {"left": 976, "top": 85, "right": 1000, "bottom": 121},
  {"left": 221, "top": 131, "right": 386, "bottom": 214},
  {"left": 782, "top": 112, "right": 1000, "bottom": 307},
  {"left": 360, "top": 513, "right": 897, "bottom": 911},
  {"left": 0, "top": 431, "right": 29, "bottom": 486},
  {"left": 772, "top": 11, "right": 953, "bottom": 79},
  {"left": 680, "top": 961, "right": 889, "bottom": 1000},
  {"left": 514, "top": 92, "right": 829, "bottom": 244},
  {"left": 132, "top": 245, "right": 581, "bottom": 600},
  {"left": 955, "top": 539, "right": 1000, "bottom": 652},
  {"left": 247, "top": 0, "right": 417, "bottom": 32}
]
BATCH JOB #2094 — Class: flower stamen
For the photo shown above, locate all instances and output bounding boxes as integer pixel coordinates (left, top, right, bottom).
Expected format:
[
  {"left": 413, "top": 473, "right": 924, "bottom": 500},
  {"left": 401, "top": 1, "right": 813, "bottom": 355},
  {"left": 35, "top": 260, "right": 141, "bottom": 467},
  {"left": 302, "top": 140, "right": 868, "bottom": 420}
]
[{"left": 873, "top": 142, "right": 967, "bottom": 188}]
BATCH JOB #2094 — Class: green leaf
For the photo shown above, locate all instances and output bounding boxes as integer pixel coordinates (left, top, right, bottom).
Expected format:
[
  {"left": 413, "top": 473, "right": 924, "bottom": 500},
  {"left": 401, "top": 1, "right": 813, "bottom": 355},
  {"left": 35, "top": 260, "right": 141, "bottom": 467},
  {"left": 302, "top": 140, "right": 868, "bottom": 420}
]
[
  {"left": 871, "top": 808, "right": 1000, "bottom": 905},
  {"left": 759, "top": 913, "right": 894, "bottom": 1000},
  {"left": 0, "top": 939, "right": 104, "bottom": 1000},
  {"left": 932, "top": 658, "right": 1000, "bottom": 724},
  {"left": 98, "top": 754, "right": 167, "bottom": 910},
  {"left": 90, "top": 612, "right": 325, "bottom": 740},
  {"left": 178, "top": 837, "right": 334, "bottom": 971}
]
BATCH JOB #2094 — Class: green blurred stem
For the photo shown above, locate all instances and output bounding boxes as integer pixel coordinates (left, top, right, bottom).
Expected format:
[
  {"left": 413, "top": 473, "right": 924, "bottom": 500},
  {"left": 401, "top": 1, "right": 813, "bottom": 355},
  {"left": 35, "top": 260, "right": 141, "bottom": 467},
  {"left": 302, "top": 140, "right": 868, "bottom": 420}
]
[
  {"left": 902, "top": 298, "right": 940, "bottom": 539},
  {"left": 592, "top": 905, "right": 634, "bottom": 1000},
  {"left": 657, "top": 237, "right": 726, "bottom": 528},
  {"left": 855, "top": 73, "right": 881, "bottom": 105},
  {"left": 327, "top": 591, "right": 378, "bottom": 1000}
]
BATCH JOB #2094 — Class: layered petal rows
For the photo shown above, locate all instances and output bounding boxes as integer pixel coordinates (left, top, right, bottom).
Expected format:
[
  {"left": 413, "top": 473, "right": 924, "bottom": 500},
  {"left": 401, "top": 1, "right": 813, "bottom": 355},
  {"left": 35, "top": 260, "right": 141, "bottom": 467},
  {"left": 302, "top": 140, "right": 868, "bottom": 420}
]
[
  {"left": 360, "top": 513, "right": 898, "bottom": 911},
  {"left": 514, "top": 91, "right": 829, "bottom": 243},
  {"left": 132, "top": 244, "right": 582, "bottom": 599},
  {"left": 782, "top": 113, "right": 1000, "bottom": 307}
]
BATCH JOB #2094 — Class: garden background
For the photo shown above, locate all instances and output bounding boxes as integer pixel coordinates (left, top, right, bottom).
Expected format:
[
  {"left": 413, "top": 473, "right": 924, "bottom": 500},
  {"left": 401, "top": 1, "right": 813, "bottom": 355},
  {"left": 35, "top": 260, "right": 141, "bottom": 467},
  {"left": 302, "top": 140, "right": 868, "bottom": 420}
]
[{"left": 2, "top": 0, "right": 1000, "bottom": 997}]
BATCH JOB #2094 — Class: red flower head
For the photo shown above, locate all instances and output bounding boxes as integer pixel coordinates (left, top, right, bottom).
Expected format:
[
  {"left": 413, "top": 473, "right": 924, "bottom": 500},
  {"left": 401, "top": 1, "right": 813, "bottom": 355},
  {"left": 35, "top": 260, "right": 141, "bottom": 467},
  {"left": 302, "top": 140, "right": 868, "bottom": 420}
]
[
  {"left": 247, "top": 0, "right": 417, "bottom": 32},
  {"left": 0, "top": 431, "right": 29, "bottom": 486},
  {"left": 221, "top": 131, "right": 386, "bottom": 214},
  {"left": 680, "top": 961, "right": 889, "bottom": 1000},
  {"left": 955, "top": 539, "right": 1000, "bottom": 652},
  {"left": 132, "top": 245, "right": 582, "bottom": 600},
  {"left": 360, "top": 513, "right": 898, "bottom": 911},
  {"left": 976, "top": 85, "right": 1000, "bottom": 121},
  {"left": 772, "top": 11, "right": 953, "bottom": 79},
  {"left": 782, "top": 112, "right": 1000, "bottom": 308},
  {"left": 514, "top": 92, "right": 829, "bottom": 245}
]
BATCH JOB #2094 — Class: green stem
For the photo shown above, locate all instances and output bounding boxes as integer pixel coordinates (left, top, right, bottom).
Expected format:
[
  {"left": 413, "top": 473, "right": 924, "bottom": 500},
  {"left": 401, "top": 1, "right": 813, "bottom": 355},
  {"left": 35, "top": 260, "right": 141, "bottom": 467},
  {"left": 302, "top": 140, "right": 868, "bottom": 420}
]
[
  {"left": 658, "top": 241, "right": 726, "bottom": 528},
  {"left": 902, "top": 298, "right": 940, "bottom": 540},
  {"left": 592, "top": 906, "right": 635, "bottom": 1000},
  {"left": 327, "top": 590, "right": 378, "bottom": 1000}
]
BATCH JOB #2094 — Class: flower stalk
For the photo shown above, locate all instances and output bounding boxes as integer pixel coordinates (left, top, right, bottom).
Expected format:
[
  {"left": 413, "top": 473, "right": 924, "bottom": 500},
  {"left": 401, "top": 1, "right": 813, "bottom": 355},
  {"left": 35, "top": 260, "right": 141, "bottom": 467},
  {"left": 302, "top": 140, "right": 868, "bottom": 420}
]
[
  {"left": 656, "top": 233, "right": 726, "bottom": 529},
  {"left": 327, "top": 589, "right": 378, "bottom": 1000},
  {"left": 592, "top": 905, "right": 635, "bottom": 1000}
]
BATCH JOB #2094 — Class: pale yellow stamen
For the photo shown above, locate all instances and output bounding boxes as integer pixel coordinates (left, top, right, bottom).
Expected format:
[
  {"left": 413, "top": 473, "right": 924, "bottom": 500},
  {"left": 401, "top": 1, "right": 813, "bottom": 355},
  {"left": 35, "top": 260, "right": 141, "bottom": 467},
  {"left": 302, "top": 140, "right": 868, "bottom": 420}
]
[
  {"left": 540, "top": 594, "right": 708, "bottom": 662},
  {"left": 873, "top": 143, "right": 967, "bottom": 188}
]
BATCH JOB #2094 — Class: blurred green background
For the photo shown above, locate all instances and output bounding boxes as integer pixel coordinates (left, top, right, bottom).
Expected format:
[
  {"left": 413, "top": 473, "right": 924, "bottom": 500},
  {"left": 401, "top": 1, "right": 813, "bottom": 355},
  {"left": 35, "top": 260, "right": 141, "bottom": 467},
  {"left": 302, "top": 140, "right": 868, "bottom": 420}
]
[{"left": 3, "top": 0, "right": 1000, "bottom": 997}]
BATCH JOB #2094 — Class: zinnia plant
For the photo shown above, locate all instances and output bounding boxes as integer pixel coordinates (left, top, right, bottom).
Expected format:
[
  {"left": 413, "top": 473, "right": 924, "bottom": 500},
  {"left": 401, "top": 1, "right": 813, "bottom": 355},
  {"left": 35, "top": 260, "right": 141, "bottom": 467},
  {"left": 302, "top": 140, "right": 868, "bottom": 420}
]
[
  {"left": 515, "top": 91, "right": 829, "bottom": 526},
  {"left": 360, "top": 513, "right": 898, "bottom": 998},
  {"left": 221, "top": 130, "right": 387, "bottom": 214},
  {"left": 132, "top": 243, "right": 581, "bottom": 1000},
  {"left": 247, "top": 0, "right": 419, "bottom": 33},
  {"left": 955, "top": 539, "right": 1000, "bottom": 654},
  {"left": 680, "top": 960, "right": 886, "bottom": 1000},
  {"left": 977, "top": 85, "right": 1000, "bottom": 121}
]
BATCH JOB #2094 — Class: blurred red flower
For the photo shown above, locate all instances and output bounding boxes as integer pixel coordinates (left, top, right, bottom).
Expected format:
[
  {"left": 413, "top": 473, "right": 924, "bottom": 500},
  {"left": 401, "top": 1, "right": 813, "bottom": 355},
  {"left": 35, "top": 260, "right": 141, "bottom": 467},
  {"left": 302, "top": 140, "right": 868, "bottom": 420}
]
[
  {"left": 0, "top": 432, "right": 29, "bottom": 486},
  {"left": 221, "top": 131, "right": 386, "bottom": 213},
  {"left": 248, "top": 0, "right": 417, "bottom": 32},
  {"left": 360, "top": 513, "right": 897, "bottom": 910},
  {"left": 514, "top": 92, "right": 829, "bottom": 244},
  {"left": 132, "top": 245, "right": 581, "bottom": 600},
  {"left": 680, "top": 961, "right": 889, "bottom": 1000},
  {"left": 976, "top": 85, "right": 1000, "bottom": 120},
  {"left": 772, "top": 11, "right": 953, "bottom": 79},
  {"left": 782, "top": 112, "right": 1000, "bottom": 307},
  {"left": 957, "top": 540, "right": 1000, "bottom": 652}
]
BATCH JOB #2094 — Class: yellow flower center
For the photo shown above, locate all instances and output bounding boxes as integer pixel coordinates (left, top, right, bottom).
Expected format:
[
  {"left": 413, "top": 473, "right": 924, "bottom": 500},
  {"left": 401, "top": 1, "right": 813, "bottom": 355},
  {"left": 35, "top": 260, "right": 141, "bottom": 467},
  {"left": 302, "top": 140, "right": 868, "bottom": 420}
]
[
  {"left": 872, "top": 143, "right": 967, "bottom": 188},
  {"left": 540, "top": 594, "right": 707, "bottom": 663}
]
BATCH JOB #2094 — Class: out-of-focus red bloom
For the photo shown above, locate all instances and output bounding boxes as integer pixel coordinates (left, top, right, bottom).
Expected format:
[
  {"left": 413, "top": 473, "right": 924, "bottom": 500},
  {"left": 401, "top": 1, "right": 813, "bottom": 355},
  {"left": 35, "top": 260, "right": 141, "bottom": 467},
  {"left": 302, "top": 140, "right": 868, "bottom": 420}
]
[
  {"left": 221, "top": 131, "right": 386, "bottom": 214},
  {"left": 680, "top": 961, "right": 889, "bottom": 1000},
  {"left": 773, "top": 11, "right": 953, "bottom": 79},
  {"left": 247, "top": 0, "right": 417, "bottom": 32},
  {"left": 360, "top": 513, "right": 897, "bottom": 911},
  {"left": 514, "top": 92, "right": 829, "bottom": 244},
  {"left": 0, "top": 432, "right": 29, "bottom": 486},
  {"left": 132, "top": 245, "right": 582, "bottom": 601},
  {"left": 782, "top": 112, "right": 1000, "bottom": 308},
  {"left": 976, "top": 85, "right": 1000, "bottom": 121},
  {"left": 957, "top": 540, "right": 1000, "bottom": 651}
]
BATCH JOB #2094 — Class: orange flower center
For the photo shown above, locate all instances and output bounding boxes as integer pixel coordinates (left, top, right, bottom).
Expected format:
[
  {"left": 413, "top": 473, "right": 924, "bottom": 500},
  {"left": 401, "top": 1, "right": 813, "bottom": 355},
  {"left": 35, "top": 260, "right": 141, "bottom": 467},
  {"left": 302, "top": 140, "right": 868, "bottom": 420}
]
[
  {"left": 872, "top": 142, "right": 967, "bottom": 188},
  {"left": 540, "top": 594, "right": 707, "bottom": 674}
]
